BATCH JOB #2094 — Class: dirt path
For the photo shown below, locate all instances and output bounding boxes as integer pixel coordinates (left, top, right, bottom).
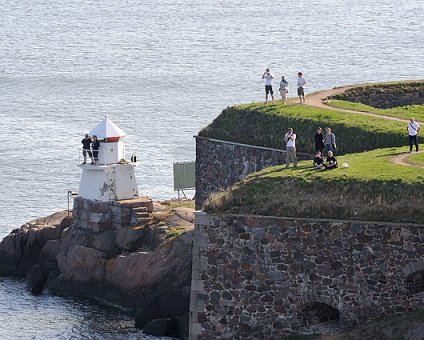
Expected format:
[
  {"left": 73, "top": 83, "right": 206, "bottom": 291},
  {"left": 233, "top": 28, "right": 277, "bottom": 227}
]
[
  {"left": 391, "top": 152, "right": 424, "bottom": 169},
  {"left": 304, "top": 86, "right": 409, "bottom": 123},
  {"left": 303, "top": 85, "right": 418, "bottom": 168}
]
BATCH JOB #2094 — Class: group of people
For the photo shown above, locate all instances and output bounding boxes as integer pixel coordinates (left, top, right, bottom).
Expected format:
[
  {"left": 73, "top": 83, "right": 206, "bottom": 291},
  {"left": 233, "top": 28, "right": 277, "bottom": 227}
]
[
  {"left": 284, "top": 126, "right": 338, "bottom": 170},
  {"left": 262, "top": 69, "right": 306, "bottom": 105},
  {"left": 81, "top": 134, "right": 100, "bottom": 165},
  {"left": 285, "top": 117, "right": 424, "bottom": 170}
]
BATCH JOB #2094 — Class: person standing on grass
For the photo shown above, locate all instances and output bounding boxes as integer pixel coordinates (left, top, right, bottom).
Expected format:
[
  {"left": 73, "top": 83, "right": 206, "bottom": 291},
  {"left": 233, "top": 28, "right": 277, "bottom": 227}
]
[
  {"left": 262, "top": 68, "right": 275, "bottom": 105},
  {"left": 279, "top": 75, "right": 289, "bottom": 105},
  {"left": 324, "top": 127, "right": 336, "bottom": 155},
  {"left": 407, "top": 117, "right": 420, "bottom": 153},
  {"left": 284, "top": 128, "right": 298, "bottom": 168},
  {"left": 314, "top": 127, "right": 325, "bottom": 154},
  {"left": 297, "top": 72, "right": 306, "bottom": 104}
]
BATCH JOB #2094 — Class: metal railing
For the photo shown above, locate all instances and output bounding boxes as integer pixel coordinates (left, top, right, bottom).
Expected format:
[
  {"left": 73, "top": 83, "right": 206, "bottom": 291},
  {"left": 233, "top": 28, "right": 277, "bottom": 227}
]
[{"left": 77, "top": 146, "right": 138, "bottom": 166}]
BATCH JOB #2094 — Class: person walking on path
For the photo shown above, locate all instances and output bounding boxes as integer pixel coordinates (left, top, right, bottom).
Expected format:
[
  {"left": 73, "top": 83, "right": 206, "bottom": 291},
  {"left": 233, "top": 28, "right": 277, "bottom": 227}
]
[
  {"left": 297, "top": 72, "right": 306, "bottom": 104},
  {"left": 81, "top": 133, "right": 92, "bottom": 164},
  {"left": 314, "top": 127, "right": 325, "bottom": 153},
  {"left": 407, "top": 117, "right": 420, "bottom": 153},
  {"left": 279, "top": 75, "right": 289, "bottom": 105},
  {"left": 262, "top": 68, "right": 275, "bottom": 105},
  {"left": 91, "top": 135, "right": 100, "bottom": 165},
  {"left": 324, "top": 127, "right": 336, "bottom": 155},
  {"left": 284, "top": 128, "right": 298, "bottom": 167}
]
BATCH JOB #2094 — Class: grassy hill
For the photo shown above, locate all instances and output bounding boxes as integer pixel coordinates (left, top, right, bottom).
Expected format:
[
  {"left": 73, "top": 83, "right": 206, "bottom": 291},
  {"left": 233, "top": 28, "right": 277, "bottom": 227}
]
[
  {"left": 200, "top": 81, "right": 424, "bottom": 222},
  {"left": 199, "top": 102, "right": 406, "bottom": 155},
  {"left": 204, "top": 147, "right": 424, "bottom": 224}
]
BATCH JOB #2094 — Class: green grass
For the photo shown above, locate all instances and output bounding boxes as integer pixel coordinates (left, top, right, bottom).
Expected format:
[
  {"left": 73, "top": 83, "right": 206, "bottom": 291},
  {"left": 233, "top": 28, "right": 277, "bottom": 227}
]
[
  {"left": 328, "top": 100, "right": 424, "bottom": 121},
  {"left": 200, "top": 103, "right": 406, "bottom": 155},
  {"left": 404, "top": 152, "right": 424, "bottom": 167},
  {"left": 204, "top": 147, "right": 424, "bottom": 224}
]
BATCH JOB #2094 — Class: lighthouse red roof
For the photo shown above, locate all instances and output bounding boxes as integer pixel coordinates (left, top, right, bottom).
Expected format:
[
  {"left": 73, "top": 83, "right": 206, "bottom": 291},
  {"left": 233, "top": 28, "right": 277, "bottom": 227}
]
[{"left": 89, "top": 116, "right": 126, "bottom": 139}]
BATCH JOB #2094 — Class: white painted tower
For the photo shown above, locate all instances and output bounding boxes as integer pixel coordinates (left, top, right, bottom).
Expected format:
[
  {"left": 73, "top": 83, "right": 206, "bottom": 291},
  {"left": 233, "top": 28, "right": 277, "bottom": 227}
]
[{"left": 78, "top": 116, "right": 139, "bottom": 201}]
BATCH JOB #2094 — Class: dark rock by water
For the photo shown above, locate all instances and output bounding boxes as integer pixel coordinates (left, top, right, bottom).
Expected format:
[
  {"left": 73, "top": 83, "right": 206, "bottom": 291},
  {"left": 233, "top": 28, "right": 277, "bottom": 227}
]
[
  {"left": 0, "top": 198, "right": 194, "bottom": 338},
  {"left": 142, "top": 317, "right": 180, "bottom": 337}
]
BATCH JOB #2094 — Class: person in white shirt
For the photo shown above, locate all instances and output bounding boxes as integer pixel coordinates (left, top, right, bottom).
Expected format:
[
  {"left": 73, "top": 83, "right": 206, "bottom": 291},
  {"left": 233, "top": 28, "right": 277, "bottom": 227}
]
[
  {"left": 297, "top": 72, "right": 306, "bottom": 104},
  {"left": 407, "top": 117, "right": 421, "bottom": 152},
  {"left": 262, "top": 68, "right": 275, "bottom": 105},
  {"left": 284, "top": 128, "right": 298, "bottom": 167}
]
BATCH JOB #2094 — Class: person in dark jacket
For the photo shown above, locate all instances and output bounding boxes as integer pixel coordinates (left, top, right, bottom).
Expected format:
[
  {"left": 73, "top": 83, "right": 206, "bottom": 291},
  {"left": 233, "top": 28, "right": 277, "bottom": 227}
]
[
  {"left": 81, "top": 134, "right": 92, "bottom": 164},
  {"left": 91, "top": 135, "right": 100, "bottom": 165},
  {"left": 314, "top": 127, "right": 325, "bottom": 153},
  {"left": 325, "top": 151, "right": 338, "bottom": 170}
]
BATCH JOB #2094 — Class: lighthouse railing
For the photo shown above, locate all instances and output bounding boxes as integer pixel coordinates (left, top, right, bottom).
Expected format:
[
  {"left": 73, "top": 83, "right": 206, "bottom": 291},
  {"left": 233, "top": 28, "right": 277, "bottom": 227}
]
[
  {"left": 123, "top": 145, "right": 138, "bottom": 163},
  {"left": 77, "top": 148, "right": 108, "bottom": 165},
  {"left": 77, "top": 147, "right": 138, "bottom": 165}
]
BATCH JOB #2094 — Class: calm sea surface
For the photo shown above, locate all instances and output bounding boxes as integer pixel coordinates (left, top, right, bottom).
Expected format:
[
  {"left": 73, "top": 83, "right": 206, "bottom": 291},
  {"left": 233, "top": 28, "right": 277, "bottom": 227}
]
[{"left": 0, "top": 0, "right": 423, "bottom": 338}]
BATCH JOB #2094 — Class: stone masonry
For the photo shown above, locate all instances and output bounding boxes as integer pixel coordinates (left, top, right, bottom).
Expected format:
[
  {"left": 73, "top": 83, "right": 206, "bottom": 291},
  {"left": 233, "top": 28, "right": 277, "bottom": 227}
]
[
  {"left": 189, "top": 213, "right": 424, "bottom": 339},
  {"left": 71, "top": 196, "right": 153, "bottom": 233},
  {"left": 330, "top": 89, "right": 424, "bottom": 109},
  {"left": 195, "top": 136, "right": 311, "bottom": 210}
]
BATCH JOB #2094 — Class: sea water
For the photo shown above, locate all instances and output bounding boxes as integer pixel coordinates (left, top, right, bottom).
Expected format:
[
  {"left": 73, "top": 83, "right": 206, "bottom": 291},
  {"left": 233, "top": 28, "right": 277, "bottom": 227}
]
[{"left": 0, "top": 0, "right": 423, "bottom": 338}]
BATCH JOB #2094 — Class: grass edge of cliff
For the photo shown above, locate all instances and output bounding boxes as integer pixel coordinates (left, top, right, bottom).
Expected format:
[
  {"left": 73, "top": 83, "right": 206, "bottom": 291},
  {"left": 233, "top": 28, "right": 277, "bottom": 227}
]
[
  {"left": 200, "top": 80, "right": 424, "bottom": 224},
  {"left": 203, "top": 146, "right": 424, "bottom": 224}
]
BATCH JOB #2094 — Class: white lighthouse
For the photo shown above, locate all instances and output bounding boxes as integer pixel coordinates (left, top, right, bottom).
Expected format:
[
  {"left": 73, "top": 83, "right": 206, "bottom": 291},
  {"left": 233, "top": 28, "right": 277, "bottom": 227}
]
[{"left": 77, "top": 116, "right": 139, "bottom": 202}]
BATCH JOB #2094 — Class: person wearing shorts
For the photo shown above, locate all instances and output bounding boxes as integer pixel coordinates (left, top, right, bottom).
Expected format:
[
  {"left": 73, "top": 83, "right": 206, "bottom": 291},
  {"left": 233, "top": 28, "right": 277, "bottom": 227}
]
[
  {"left": 279, "top": 75, "right": 289, "bottom": 105},
  {"left": 262, "top": 68, "right": 275, "bottom": 105},
  {"left": 297, "top": 72, "right": 306, "bottom": 104}
]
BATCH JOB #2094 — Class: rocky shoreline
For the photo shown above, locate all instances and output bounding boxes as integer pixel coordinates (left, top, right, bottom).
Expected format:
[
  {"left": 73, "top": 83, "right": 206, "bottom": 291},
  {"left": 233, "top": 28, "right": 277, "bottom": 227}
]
[{"left": 0, "top": 198, "right": 194, "bottom": 338}]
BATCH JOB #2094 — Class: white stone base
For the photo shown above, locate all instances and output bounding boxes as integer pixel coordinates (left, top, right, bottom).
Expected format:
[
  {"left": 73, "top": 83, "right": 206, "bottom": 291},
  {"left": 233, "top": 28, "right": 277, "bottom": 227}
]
[{"left": 78, "top": 163, "right": 139, "bottom": 201}]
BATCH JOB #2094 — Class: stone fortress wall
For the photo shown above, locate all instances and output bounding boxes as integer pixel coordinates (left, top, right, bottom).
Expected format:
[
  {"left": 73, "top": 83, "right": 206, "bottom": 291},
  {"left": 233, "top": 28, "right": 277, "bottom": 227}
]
[
  {"left": 195, "top": 136, "right": 311, "bottom": 210},
  {"left": 329, "top": 83, "right": 424, "bottom": 109},
  {"left": 189, "top": 213, "right": 424, "bottom": 339}
]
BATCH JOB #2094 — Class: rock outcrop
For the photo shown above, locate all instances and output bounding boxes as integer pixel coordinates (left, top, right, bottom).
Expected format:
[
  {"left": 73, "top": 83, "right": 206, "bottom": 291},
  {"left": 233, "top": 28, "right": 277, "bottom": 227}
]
[{"left": 0, "top": 197, "right": 194, "bottom": 338}]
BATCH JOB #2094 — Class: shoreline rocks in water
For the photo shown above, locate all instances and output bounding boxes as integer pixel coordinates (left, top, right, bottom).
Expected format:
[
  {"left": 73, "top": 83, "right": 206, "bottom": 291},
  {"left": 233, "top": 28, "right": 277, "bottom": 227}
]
[{"left": 0, "top": 197, "right": 194, "bottom": 338}]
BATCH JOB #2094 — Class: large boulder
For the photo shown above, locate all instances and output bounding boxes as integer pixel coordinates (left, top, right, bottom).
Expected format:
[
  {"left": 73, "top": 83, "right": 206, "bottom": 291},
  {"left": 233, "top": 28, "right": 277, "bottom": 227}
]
[
  {"left": 27, "top": 264, "right": 46, "bottom": 294},
  {"left": 0, "top": 211, "right": 71, "bottom": 275}
]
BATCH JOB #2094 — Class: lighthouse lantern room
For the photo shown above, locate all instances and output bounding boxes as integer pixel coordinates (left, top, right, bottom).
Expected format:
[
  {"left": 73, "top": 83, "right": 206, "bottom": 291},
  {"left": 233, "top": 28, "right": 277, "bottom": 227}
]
[{"left": 77, "top": 116, "right": 139, "bottom": 202}]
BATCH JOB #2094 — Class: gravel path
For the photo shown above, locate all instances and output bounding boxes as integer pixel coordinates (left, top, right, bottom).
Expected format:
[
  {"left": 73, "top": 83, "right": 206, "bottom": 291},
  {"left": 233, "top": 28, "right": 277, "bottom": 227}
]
[
  {"left": 303, "top": 85, "right": 416, "bottom": 167},
  {"left": 304, "top": 86, "right": 408, "bottom": 123}
]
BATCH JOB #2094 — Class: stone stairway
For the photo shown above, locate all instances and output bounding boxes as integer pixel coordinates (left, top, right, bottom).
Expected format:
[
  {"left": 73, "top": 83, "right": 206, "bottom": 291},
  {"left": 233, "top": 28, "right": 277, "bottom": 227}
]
[{"left": 133, "top": 206, "right": 152, "bottom": 226}]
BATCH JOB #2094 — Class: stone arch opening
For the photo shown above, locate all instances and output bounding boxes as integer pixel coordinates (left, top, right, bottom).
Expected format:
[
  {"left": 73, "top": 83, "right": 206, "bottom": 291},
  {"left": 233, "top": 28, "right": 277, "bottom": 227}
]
[
  {"left": 301, "top": 302, "right": 340, "bottom": 326},
  {"left": 406, "top": 270, "right": 424, "bottom": 294}
]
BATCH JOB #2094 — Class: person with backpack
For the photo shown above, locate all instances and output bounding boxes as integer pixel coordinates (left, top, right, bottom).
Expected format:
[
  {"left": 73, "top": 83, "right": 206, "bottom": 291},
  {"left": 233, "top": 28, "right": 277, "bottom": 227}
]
[
  {"left": 279, "top": 75, "right": 289, "bottom": 105},
  {"left": 407, "top": 117, "right": 421, "bottom": 152}
]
